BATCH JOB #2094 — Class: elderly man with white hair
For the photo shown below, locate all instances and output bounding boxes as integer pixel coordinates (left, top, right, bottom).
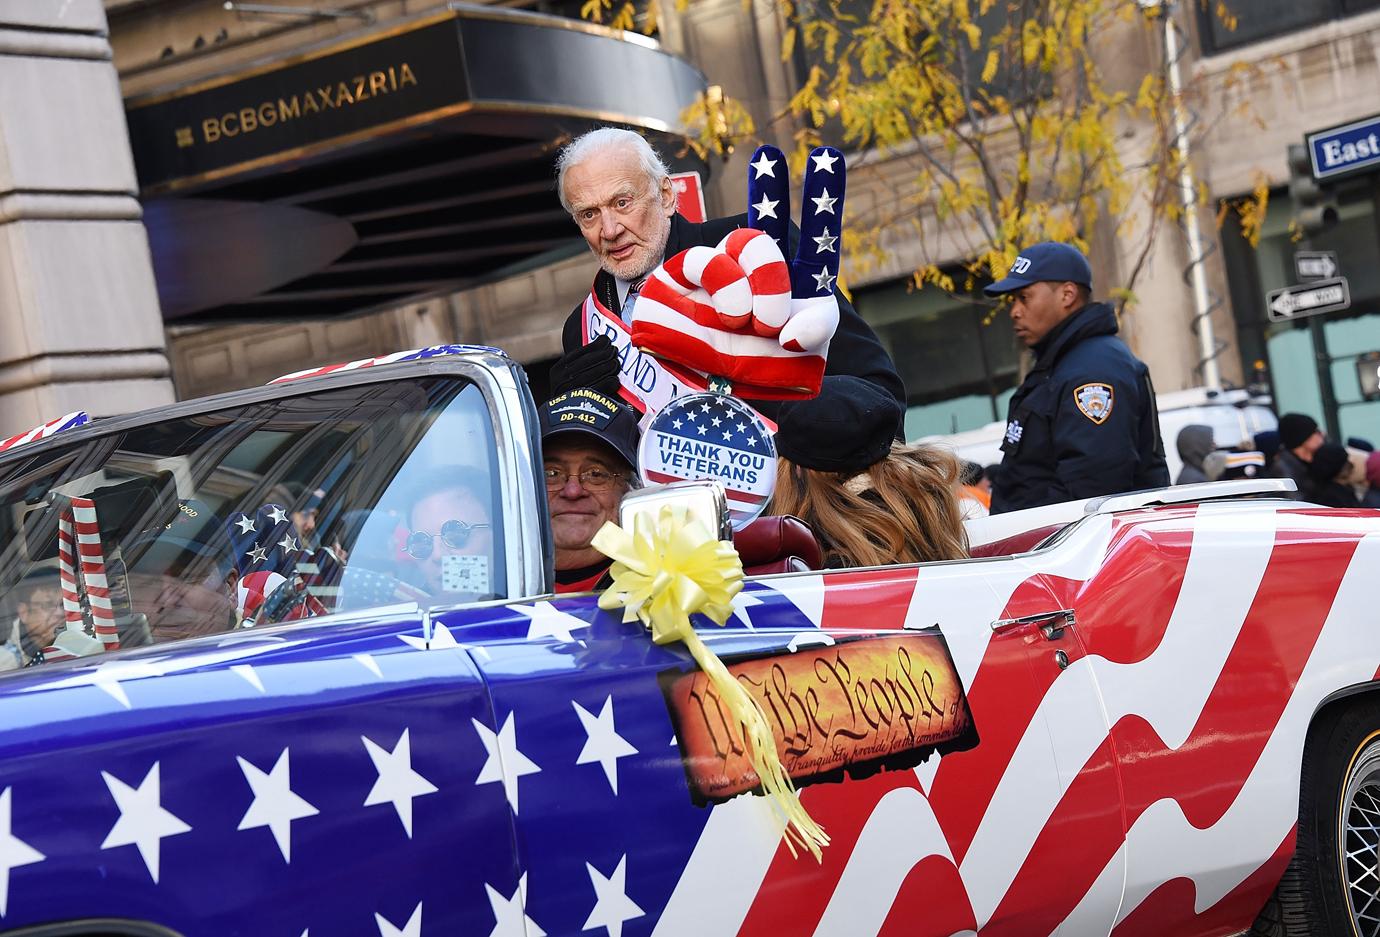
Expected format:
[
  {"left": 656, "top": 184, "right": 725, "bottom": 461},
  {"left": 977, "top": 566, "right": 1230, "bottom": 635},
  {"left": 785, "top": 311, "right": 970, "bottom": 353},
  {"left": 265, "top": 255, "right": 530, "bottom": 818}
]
[{"left": 550, "top": 127, "right": 905, "bottom": 427}]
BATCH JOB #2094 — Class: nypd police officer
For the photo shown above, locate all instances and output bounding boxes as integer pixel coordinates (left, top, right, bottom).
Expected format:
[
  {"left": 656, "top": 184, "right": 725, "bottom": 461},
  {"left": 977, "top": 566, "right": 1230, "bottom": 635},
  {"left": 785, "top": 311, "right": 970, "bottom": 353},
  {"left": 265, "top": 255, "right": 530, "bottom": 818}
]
[{"left": 985, "top": 243, "right": 1168, "bottom": 514}]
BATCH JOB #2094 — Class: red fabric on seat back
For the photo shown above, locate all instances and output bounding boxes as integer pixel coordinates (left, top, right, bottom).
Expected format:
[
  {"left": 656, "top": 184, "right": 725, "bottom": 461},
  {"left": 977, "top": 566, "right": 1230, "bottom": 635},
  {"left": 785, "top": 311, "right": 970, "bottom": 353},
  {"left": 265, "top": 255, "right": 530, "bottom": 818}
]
[
  {"left": 968, "top": 523, "right": 1065, "bottom": 558},
  {"left": 734, "top": 515, "right": 823, "bottom": 573}
]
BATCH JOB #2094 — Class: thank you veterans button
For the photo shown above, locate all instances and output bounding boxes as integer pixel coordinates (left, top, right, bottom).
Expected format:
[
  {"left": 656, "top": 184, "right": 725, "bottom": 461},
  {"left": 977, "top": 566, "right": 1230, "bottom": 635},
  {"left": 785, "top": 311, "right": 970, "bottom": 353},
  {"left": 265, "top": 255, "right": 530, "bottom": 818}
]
[{"left": 639, "top": 393, "right": 775, "bottom": 528}]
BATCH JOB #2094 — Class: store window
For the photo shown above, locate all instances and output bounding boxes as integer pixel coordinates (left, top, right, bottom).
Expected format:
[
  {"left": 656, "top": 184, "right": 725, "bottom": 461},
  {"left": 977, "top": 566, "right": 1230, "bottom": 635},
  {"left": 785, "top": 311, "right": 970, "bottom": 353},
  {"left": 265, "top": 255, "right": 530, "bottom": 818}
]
[
  {"left": 1199, "top": 0, "right": 1380, "bottom": 55},
  {"left": 1220, "top": 180, "right": 1380, "bottom": 442},
  {"left": 852, "top": 279, "right": 1020, "bottom": 440}
]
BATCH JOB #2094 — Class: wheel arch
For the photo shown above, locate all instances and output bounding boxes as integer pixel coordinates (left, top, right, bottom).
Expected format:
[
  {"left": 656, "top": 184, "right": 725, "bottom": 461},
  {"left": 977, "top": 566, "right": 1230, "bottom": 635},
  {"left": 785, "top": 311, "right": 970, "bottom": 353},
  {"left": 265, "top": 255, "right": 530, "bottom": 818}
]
[{"left": 1311, "top": 678, "right": 1380, "bottom": 729}]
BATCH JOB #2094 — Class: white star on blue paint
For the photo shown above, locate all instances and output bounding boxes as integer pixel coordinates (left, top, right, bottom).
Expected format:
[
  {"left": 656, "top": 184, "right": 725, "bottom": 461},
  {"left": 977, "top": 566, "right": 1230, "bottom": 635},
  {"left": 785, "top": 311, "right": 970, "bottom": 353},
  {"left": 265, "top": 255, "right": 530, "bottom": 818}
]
[{"left": 810, "top": 150, "right": 840, "bottom": 173}]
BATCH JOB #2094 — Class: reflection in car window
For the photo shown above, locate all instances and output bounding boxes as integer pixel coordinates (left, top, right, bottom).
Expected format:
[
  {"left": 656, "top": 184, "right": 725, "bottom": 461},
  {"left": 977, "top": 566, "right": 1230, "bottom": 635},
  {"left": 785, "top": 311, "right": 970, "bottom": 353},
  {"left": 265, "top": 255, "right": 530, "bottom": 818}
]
[{"left": 0, "top": 376, "right": 503, "bottom": 673}]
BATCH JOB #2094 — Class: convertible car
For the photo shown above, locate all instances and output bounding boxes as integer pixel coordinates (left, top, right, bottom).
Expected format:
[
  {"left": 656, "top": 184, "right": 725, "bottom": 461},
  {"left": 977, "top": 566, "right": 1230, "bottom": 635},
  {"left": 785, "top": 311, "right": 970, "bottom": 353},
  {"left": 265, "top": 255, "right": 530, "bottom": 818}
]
[{"left": 0, "top": 345, "right": 1374, "bottom": 937}]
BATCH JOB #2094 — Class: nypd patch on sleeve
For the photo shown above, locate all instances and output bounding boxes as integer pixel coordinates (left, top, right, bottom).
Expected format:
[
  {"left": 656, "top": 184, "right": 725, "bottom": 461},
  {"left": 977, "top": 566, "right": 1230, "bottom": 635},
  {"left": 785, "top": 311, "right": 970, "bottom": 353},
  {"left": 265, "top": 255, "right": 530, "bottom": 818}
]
[{"left": 1074, "top": 382, "right": 1114, "bottom": 424}]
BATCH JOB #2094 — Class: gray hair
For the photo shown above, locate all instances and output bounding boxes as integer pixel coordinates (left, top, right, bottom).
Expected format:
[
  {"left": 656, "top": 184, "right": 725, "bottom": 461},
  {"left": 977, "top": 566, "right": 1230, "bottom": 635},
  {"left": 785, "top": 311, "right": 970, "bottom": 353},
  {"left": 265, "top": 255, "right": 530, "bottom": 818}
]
[{"left": 556, "top": 128, "right": 671, "bottom": 213}]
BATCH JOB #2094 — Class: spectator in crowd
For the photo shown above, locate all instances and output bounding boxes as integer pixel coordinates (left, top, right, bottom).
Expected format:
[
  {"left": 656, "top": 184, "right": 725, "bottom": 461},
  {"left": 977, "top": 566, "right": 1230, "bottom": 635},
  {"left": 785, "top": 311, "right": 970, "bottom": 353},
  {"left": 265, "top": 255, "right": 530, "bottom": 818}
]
[
  {"left": 983, "top": 242, "right": 1168, "bottom": 512},
  {"left": 550, "top": 127, "right": 905, "bottom": 427},
  {"left": 1303, "top": 442, "right": 1361, "bottom": 508},
  {"left": 1254, "top": 429, "right": 1281, "bottom": 475},
  {"left": 1273, "top": 413, "right": 1324, "bottom": 498},
  {"left": 958, "top": 462, "right": 991, "bottom": 519},
  {"left": 1175, "top": 424, "right": 1214, "bottom": 485},
  {"left": 1363, "top": 451, "right": 1380, "bottom": 507},
  {"left": 540, "top": 388, "right": 641, "bottom": 594},
  {"left": 1203, "top": 450, "right": 1267, "bottom": 482},
  {"left": 983, "top": 463, "right": 1003, "bottom": 497},
  {"left": 770, "top": 377, "right": 968, "bottom": 568}
]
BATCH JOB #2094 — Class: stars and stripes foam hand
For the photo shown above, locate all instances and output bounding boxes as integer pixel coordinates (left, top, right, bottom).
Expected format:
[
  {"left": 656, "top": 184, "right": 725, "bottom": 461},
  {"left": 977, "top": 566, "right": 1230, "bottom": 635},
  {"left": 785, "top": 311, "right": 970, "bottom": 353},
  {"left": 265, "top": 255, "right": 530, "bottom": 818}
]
[{"left": 629, "top": 145, "right": 845, "bottom": 400}]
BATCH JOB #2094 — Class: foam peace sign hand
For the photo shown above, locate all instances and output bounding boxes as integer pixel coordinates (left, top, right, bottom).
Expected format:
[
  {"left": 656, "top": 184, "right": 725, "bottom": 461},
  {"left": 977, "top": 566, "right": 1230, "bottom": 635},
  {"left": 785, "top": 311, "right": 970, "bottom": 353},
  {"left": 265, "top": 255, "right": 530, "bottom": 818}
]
[
  {"left": 631, "top": 228, "right": 828, "bottom": 399},
  {"left": 747, "top": 144, "right": 845, "bottom": 355}
]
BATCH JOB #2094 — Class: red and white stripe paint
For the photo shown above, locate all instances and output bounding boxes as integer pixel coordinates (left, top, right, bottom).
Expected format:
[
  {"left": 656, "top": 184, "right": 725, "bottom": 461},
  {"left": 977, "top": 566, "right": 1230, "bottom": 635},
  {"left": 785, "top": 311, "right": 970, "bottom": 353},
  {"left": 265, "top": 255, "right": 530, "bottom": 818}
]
[
  {"left": 635, "top": 231, "right": 826, "bottom": 400},
  {"left": 652, "top": 503, "right": 1380, "bottom": 937}
]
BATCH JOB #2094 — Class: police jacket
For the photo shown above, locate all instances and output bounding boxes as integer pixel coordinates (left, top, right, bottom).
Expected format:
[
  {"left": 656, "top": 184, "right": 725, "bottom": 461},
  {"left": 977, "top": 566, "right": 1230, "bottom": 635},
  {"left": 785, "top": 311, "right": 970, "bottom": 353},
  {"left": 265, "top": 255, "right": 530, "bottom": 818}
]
[
  {"left": 561, "top": 212, "right": 906, "bottom": 429},
  {"left": 991, "top": 302, "right": 1168, "bottom": 514}
]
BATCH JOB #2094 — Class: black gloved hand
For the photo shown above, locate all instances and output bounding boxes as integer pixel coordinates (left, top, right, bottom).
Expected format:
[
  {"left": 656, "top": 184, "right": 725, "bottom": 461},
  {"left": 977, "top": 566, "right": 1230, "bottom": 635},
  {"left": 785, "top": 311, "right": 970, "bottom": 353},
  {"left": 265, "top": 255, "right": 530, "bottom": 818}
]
[{"left": 549, "top": 334, "right": 622, "bottom": 399}]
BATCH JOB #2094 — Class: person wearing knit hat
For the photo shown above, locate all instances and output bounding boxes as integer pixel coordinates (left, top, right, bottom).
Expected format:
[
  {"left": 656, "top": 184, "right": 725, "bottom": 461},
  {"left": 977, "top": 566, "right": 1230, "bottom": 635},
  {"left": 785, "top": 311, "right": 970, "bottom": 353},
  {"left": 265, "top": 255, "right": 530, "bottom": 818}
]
[
  {"left": 1366, "top": 450, "right": 1380, "bottom": 489},
  {"left": 770, "top": 377, "right": 968, "bottom": 568},
  {"left": 1253, "top": 429, "right": 1281, "bottom": 472},
  {"left": 1304, "top": 441, "right": 1361, "bottom": 507},
  {"left": 1202, "top": 450, "right": 1267, "bottom": 482},
  {"left": 1272, "top": 413, "right": 1324, "bottom": 499}
]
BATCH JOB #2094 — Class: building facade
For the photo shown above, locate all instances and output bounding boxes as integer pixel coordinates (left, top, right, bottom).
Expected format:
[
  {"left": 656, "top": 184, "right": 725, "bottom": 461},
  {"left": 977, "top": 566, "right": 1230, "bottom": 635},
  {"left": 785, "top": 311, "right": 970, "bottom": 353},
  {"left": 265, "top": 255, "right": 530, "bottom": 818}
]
[{"left": 1, "top": 0, "right": 1378, "bottom": 443}]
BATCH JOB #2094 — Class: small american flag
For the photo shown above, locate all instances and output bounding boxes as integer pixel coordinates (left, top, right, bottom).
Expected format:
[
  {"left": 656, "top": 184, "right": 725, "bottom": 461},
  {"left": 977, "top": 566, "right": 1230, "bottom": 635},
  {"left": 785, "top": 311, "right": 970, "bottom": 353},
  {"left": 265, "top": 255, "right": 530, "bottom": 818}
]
[
  {"left": 227, "top": 504, "right": 325, "bottom": 626},
  {"left": 0, "top": 411, "right": 89, "bottom": 455},
  {"left": 268, "top": 345, "right": 501, "bottom": 385}
]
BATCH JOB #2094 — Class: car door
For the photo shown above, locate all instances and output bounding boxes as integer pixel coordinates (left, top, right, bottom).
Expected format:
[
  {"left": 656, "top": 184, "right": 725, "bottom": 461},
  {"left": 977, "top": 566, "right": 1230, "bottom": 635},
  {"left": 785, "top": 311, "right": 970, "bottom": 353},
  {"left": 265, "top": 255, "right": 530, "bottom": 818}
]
[{"left": 469, "top": 512, "right": 1126, "bottom": 937}]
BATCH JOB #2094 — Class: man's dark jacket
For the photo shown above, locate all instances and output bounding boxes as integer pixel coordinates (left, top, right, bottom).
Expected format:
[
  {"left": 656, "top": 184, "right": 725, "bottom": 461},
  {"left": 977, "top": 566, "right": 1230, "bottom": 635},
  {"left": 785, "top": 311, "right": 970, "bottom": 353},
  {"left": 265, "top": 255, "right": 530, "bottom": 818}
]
[
  {"left": 561, "top": 212, "right": 906, "bottom": 428},
  {"left": 1270, "top": 449, "right": 1309, "bottom": 500},
  {"left": 991, "top": 302, "right": 1168, "bottom": 514}
]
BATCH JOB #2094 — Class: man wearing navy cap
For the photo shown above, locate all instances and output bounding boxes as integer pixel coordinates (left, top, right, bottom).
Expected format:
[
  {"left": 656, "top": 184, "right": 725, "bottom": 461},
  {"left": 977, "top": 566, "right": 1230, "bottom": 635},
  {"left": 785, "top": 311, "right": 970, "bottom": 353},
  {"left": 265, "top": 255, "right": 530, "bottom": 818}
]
[
  {"left": 984, "top": 242, "right": 1168, "bottom": 513},
  {"left": 539, "top": 388, "right": 641, "bottom": 593}
]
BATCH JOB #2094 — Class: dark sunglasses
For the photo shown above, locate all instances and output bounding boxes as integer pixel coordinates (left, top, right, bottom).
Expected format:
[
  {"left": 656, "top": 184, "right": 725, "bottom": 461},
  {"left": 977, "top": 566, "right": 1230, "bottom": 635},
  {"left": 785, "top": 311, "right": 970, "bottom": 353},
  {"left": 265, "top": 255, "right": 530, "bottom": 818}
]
[{"left": 406, "top": 519, "right": 490, "bottom": 560}]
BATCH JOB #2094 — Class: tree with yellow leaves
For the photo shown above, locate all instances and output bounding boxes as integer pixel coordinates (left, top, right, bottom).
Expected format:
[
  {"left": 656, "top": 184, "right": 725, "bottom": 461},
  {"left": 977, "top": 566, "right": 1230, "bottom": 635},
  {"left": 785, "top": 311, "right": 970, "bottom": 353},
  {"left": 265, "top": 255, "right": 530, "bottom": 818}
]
[{"left": 671, "top": 0, "right": 1267, "bottom": 311}]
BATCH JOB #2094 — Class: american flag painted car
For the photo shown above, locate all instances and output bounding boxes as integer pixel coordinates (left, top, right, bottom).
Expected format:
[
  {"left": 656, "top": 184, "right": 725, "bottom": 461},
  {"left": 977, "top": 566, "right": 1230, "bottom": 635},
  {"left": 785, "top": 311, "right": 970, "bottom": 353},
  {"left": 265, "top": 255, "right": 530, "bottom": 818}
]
[{"left": 0, "top": 347, "right": 1375, "bottom": 937}]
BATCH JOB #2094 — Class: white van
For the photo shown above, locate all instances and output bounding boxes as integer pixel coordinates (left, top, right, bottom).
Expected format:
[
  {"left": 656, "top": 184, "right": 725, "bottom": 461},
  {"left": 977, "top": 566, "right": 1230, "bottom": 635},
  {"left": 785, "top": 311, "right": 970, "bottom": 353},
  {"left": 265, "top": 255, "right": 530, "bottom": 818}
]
[{"left": 918, "top": 386, "right": 1278, "bottom": 482}]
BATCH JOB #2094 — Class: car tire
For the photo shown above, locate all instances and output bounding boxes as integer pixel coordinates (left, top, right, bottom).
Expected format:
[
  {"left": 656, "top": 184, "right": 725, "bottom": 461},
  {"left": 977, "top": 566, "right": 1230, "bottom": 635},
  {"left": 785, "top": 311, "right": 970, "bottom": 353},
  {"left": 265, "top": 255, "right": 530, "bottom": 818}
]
[{"left": 1253, "top": 698, "right": 1380, "bottom": 936}]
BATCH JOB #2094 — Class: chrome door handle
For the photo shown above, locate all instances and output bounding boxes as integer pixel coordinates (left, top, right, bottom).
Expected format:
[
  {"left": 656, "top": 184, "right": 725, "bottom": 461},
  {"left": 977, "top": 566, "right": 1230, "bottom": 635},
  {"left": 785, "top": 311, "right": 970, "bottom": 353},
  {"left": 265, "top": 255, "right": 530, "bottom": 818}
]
[{"left": 990, "top": 609, "right": 1076, "bottom": 640}]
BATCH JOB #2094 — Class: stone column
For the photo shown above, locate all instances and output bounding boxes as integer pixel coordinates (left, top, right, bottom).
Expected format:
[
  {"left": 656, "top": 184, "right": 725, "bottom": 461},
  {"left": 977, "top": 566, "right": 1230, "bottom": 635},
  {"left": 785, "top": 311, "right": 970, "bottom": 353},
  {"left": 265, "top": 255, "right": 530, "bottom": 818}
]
[{"left": 0, "top": 0, "right": 173, "bottom": 435}]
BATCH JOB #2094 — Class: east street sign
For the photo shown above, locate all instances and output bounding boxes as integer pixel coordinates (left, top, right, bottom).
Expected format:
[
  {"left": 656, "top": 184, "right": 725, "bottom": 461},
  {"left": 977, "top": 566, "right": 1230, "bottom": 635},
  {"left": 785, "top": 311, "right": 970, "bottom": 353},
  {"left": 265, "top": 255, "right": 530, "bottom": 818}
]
[
  {"left": 1267, "top": 277, "right": 1351, "bottom": 322},
  {"left": 1307, "top": 114, "right": 1380, "bottom": 181},
  {"left": 1296, "top": 250, "right": 1339, "bottom": 280}
]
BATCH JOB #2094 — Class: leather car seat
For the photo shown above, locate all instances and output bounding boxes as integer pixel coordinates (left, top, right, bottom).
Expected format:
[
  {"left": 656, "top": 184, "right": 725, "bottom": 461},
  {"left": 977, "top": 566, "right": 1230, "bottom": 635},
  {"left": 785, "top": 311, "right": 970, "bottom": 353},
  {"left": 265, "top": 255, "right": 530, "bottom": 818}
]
[{"left": 733, "top": 515, "right": 824, "bottom": 575}]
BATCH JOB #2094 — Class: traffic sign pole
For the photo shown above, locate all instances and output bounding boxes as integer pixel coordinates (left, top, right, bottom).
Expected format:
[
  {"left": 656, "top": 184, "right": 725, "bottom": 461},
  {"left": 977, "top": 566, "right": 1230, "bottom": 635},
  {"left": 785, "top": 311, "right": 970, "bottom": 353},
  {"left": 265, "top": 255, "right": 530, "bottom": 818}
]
[
  {"left": 1296, "top": 235, "right": 1342, "bottom": 440},
  {"left": 1311, "top": 316, "right": 1341, "bottom": 441}
]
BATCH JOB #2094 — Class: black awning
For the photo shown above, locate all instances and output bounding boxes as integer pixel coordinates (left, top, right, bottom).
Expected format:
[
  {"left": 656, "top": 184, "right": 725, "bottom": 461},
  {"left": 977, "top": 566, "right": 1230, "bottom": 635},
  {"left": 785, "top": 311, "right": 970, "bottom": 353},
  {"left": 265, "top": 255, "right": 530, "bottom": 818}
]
[{"left": 125, "top": 3, "right": 709, "bottom": 324}]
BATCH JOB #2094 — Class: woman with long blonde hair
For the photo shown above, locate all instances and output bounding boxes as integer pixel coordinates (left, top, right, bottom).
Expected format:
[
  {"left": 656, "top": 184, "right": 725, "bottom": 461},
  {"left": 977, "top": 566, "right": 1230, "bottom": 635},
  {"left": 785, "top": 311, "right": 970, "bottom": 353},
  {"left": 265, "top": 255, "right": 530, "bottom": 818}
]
[{"left": 769, "top": 379, "right": 968, "bottom": 568}]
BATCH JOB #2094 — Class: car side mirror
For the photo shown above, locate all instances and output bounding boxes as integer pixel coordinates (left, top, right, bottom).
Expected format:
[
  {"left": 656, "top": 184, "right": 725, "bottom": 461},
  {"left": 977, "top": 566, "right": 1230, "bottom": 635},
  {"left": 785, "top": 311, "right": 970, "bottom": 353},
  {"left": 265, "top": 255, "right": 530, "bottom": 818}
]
[{"left": 617, "top": 480, "right": 733, "bottom": 543}]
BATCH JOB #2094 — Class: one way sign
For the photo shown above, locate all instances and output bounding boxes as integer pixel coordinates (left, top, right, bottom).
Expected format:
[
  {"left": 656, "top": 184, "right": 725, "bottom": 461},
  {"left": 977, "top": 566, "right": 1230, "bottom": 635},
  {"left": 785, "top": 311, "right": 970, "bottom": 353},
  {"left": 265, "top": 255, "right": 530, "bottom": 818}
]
[
  {"left": 1267, "top": 277, "right": 1351, "bottom": 322},
  {"left": 1295, "top": 250, "right": 1339, "bottom": 280}
]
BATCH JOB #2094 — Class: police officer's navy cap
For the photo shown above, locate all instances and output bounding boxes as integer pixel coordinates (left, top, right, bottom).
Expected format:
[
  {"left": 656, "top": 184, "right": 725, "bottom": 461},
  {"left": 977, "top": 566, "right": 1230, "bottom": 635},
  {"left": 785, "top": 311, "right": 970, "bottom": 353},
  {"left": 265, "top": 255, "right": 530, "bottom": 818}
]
[
  {"left": 984, "top": 242, "right": 1093, "bottom": 296},
  {"left": 539, "top": 388, "right": 640, "bottom": 471}
]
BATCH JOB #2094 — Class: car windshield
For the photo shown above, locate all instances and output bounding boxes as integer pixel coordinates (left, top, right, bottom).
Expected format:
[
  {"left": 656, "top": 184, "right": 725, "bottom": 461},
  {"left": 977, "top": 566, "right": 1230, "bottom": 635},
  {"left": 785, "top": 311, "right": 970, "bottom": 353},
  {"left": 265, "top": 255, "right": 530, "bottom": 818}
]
[{"left": 0, "top": 375, "right": 503, "bottom": 672}]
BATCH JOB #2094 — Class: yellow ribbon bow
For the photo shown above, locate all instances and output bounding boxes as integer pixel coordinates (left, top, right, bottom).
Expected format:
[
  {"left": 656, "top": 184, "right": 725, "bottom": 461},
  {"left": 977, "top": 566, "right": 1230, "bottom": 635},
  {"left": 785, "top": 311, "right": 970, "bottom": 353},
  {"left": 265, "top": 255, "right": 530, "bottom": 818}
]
[{"left": 592, "top": 504, "right": 829, "bottom": 861}]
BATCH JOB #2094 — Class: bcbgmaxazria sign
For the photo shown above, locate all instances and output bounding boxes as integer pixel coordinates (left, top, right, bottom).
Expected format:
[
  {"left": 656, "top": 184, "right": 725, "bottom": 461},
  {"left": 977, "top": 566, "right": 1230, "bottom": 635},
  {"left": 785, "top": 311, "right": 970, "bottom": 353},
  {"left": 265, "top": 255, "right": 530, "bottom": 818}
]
[
  {"left": 125, "top": 16, "right": 467, "bottom": 193},
  {"left": 124, "top": 8, "right": 707, "bottom": 195}
]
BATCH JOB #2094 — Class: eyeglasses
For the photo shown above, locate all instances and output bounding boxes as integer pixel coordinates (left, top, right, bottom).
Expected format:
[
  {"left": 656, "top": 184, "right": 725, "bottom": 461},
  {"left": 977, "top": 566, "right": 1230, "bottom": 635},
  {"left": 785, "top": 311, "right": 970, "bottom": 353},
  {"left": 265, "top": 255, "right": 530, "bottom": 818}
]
[
  {"left": 405, "top": 519, "right": 491, "bottom": 560},
  {"left": 544, "top": 467, "right": 628, "bottom": 492}
]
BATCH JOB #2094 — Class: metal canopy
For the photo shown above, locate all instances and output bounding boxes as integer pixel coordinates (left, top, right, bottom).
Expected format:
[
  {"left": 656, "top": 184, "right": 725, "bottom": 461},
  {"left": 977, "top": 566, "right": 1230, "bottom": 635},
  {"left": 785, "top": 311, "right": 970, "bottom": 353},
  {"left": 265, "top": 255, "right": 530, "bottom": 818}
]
[{"left": 124, "top": 4, "right": 708, "bottom": 324}]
